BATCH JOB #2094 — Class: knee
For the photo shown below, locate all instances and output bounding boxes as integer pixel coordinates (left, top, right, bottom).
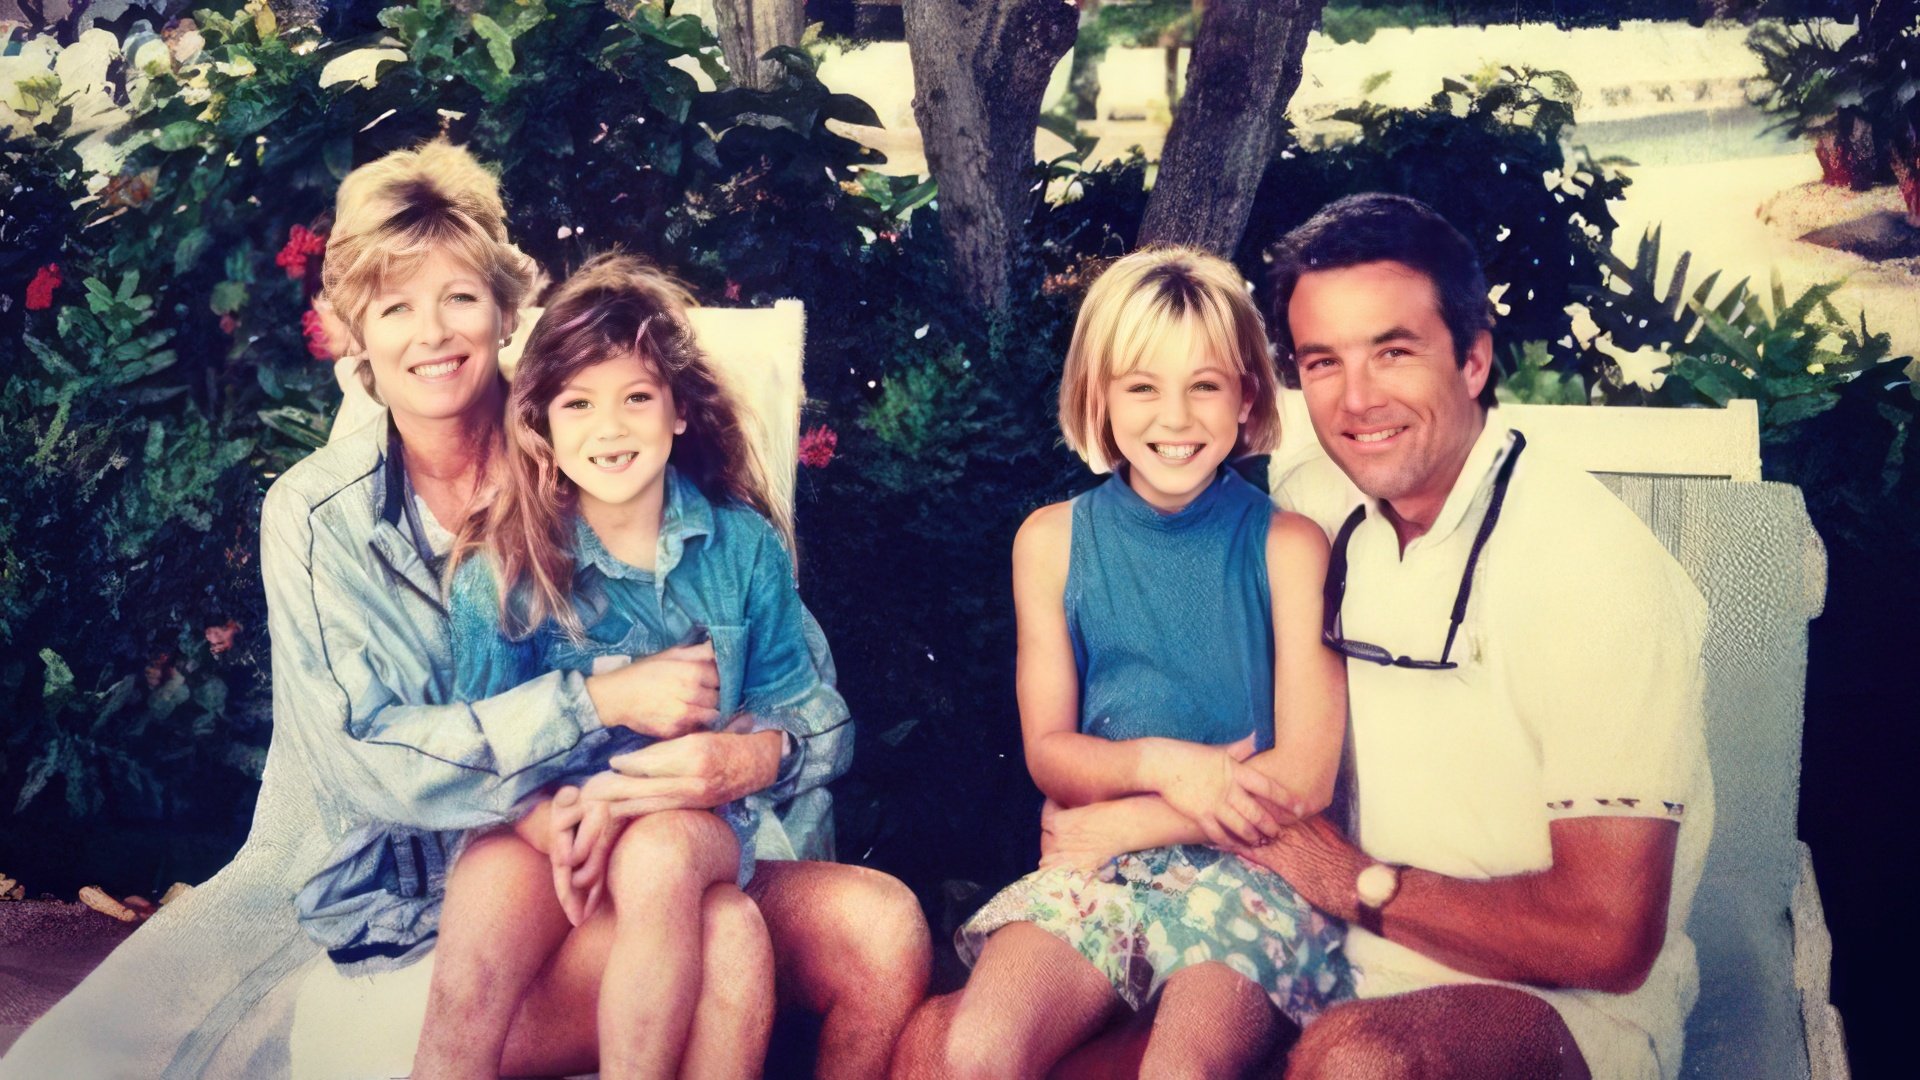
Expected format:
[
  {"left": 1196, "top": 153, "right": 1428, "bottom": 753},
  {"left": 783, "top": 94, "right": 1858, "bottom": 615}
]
[
  {"left": 702, "top": 885, "right": 772, "bottom": 968},
  {"left": 1286, "top": 1006, "right": 1419, "bottom": 1080},
  {"left": 608, "top": 810, "right": 732, "bottom": 896},
  {"left": 936, "top": 999, "right": 1034, "bottom": 1080},
  {"left": 835, "top": 868, "right": 932, "bottom": 991}
]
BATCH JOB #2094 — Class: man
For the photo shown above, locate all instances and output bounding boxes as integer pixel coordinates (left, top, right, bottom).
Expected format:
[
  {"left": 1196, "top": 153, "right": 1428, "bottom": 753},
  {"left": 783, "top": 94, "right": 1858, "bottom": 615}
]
[{"left": 1252, "top": 193, "right": 1714, "bottom": 1080}]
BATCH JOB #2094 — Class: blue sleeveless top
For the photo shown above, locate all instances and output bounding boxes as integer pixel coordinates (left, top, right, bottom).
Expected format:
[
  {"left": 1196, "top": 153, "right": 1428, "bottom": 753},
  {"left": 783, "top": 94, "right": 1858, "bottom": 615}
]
[{"left": 1066, "top": 466, "right": 1275, "bottom": 750}]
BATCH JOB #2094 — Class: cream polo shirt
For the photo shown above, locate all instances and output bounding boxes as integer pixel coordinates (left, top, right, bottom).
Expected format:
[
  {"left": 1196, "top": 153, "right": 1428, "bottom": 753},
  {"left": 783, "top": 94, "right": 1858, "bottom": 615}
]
[{"left": 1280, "top": 419, "right": 1714, "bottom": 1080}]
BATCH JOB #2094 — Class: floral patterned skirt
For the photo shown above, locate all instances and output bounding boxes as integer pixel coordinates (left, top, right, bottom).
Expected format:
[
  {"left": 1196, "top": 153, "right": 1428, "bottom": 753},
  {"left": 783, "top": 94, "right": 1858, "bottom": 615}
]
[{"left": 955, "top": 844, "right": 1353, "bottom": 1025}]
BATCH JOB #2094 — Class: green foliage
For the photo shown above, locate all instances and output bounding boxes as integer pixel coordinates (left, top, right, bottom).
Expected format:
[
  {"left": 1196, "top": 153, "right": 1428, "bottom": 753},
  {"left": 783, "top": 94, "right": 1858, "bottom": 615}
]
[
  {"left": 1744, "top": 21, "right": 1864, "bottom": 140},
  {"left": 1564, "top": 227, "right": 1918, "bottom": 552},
  {"left": 1241, "top": 67, "right": 1631, "bottom": 388},
  {"left": 1498, "top": 340, "right": 1589, "bottom": 405}
]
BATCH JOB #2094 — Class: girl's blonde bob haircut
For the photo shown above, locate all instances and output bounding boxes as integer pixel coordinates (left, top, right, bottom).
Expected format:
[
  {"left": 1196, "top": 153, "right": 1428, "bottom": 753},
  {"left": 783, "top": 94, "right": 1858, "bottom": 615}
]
[
  {"left": 1059, "top": 247, "right": 1281, "bottom": 475},
  {"left": 321, "top": 139, "right": 534, "bottom": 363}
]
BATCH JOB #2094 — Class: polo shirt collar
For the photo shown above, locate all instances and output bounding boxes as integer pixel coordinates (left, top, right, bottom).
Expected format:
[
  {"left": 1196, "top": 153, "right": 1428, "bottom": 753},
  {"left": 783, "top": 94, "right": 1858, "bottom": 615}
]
[
  {"left": 1359, "top": 414, "right": 1517, "bottom": 553},
  {"left": 571, "top": 466, "right": 714, "bottom": 582}
]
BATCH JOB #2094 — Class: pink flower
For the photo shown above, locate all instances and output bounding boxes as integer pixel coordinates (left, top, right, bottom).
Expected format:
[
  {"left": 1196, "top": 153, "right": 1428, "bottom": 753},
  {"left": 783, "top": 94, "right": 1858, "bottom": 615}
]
[
  {"left": 275, "top": 224, "right": 327, "bottom": 280},
  {"left": 724, "top": 279, "right": 742, "bottom": 302},
  {"left": 220, "top": 313, "right": 238, "bottom": 335},
  {"left": 301, "top": 308, "right": 333, "bottom": 360},
  {"left": 798, "top": 425, "right": 837, "bottom": 469},
  {"left": 25, "top": 263, "right": 61, "bottom": 310},
  {"left": 204, "top": 620, "right": 241, "bottom": 656}
]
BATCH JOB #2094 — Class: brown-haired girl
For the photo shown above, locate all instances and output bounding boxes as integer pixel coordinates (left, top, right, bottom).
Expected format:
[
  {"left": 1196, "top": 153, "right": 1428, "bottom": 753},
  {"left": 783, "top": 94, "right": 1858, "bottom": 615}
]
[{"left": 420, "top": 253, "right": 847, "bottom": 1078}]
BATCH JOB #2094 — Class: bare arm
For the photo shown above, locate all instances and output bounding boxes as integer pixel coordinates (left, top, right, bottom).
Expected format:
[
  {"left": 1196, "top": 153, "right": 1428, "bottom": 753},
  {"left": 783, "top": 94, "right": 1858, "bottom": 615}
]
[
  {"left": 1038, "top": 511, "right": 1348, "bottom": 865},
  {"left": 1240, "top": 814, "right": 1678, "bottom": 993}
]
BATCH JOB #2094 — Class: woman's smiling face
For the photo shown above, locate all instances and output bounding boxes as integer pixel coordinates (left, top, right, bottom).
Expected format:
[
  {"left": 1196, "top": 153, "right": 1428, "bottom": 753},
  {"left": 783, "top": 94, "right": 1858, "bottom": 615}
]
[{"left": 360, "top": 246, "right": 514, "bottom": 425}]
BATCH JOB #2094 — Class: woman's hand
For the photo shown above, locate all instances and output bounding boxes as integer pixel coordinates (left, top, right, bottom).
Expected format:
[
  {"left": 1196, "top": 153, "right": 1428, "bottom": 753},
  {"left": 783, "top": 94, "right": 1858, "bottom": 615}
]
[
  {"left": 580, "top": 729, "right": 784, "bottom": 818},
  {"left": 1152, "top": 735, "right": 1297, "bottom": 847},
  {"left": 1038, "top": 799, "right": 1133, "bottom": 872}
]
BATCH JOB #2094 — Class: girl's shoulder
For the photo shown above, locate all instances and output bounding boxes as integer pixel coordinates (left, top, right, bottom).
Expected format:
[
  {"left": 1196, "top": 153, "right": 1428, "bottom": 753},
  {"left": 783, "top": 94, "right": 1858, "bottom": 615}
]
[{"left": 446, "top": 551, "right": 505, "bottom": 616}]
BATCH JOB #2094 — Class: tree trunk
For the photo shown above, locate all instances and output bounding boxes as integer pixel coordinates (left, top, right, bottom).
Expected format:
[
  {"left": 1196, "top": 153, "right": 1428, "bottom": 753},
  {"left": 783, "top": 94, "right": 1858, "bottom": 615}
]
[
  {"left": 902, "top": 0, "right": 1078, "bottom": 312},
  {"left": 711, "top": 0, "right": 807, "bottom": 91},
  {"left": 1138, "top": 0, "right": 1324, "bottom": 256}
]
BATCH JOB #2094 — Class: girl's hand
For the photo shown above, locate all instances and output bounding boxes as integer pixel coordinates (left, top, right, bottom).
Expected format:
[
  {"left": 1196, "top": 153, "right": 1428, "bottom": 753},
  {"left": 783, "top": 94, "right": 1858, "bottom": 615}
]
[
  {"left": 1038, "top": 799, "right": 1130, "bottom": 872},
  {"left": 1154, "top": 735, "right": 1297, "bottom": 847},
  {"left": 584, "top": 642, "right": 722, "bottom": 739},
  {"left": 545, "top": 786, "right": 615, "bottom": 926}
]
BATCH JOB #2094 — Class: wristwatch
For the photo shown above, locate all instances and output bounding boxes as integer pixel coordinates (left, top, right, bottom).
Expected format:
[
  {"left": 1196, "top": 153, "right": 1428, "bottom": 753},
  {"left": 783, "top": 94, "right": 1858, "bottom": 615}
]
[{"left": 1355, "top": 862, "right": 1402, "bottom": 936}]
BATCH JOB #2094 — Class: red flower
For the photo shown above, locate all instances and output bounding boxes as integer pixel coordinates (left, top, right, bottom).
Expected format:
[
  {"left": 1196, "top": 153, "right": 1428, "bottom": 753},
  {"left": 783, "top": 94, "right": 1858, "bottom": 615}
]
[
  {"left": 275, "top": 224, "right": 327, "bottom": 280},
  {"left": 798, "top": 425, "right": 837, "bottom": 469},
  {"left": 301, "top": 308, "right": 333, "bottom": 360},
  {"left": 205, "top": 620, "right": 242, "bottom": 656},
  {"left": 25, "top": 263, "right": 61, "bottom": 310},
  {"left": 220, "top": 314, "right": 238, "bottom": 335},
  {"left": 724, "top": 279, "right": 742, "bottom": 302}
]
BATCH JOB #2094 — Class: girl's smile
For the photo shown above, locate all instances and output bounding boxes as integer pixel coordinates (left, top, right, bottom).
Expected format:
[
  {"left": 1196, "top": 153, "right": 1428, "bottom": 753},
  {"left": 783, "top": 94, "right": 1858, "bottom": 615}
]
[{"left": 546, "top": 352, "right": 686, "bottom": 560}]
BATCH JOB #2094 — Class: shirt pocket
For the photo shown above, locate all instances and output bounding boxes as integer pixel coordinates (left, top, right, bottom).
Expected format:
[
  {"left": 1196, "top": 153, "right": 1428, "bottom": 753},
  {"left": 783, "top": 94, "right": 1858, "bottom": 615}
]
[{"left": 706, "top": 622, "right": 750, "bottom": 722}]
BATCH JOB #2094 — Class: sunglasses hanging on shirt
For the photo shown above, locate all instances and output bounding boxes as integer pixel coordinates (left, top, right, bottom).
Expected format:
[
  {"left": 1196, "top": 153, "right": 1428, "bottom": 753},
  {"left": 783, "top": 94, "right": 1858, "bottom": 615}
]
[{"left": 1321, "top": 432, "right": 1528, "bottom": 670}]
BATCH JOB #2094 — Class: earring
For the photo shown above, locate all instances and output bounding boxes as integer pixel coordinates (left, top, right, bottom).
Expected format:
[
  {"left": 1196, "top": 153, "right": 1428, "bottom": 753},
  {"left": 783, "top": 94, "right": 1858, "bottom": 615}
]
[{"left": 500, "top": 335, "right": 512, "bottom": 347}]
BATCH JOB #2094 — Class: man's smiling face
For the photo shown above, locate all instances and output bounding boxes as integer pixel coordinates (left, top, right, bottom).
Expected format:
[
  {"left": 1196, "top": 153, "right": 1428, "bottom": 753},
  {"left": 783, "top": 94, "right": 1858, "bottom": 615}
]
[{"left": 1289, "top": 260, "right": 1491, "bottom": 531}]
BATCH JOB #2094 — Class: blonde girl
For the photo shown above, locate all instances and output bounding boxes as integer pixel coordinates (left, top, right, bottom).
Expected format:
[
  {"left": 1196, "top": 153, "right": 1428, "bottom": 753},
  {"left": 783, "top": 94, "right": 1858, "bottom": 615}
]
[{"left": 903, "top": 248, "right": 1352, "bottom": 1078}]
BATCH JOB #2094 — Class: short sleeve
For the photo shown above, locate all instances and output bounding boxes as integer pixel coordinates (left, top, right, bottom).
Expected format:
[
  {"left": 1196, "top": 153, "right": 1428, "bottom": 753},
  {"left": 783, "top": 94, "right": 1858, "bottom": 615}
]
[{"left": 1502, "top": 499, "right": 1709, "bottom": 825}]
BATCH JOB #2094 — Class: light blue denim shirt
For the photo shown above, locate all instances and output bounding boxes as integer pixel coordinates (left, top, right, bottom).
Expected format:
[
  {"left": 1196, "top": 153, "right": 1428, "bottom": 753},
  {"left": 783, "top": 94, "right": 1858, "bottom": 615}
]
[
  {"left": 0, "top": 414, "right": 851, "bottom": 1078},
  {"left": 418, "top": 467, "right": 848, "bottom": 889}
]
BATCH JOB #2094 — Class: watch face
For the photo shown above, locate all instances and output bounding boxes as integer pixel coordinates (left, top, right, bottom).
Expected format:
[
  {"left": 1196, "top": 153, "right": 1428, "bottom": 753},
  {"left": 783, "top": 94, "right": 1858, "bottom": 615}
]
[{"left": 1357, "top": 863, "right": 1399, "bottom": 908}]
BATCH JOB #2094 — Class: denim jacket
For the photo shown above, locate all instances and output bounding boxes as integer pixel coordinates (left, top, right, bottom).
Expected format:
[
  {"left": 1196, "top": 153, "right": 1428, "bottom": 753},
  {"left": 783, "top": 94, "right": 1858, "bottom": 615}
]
[
  {"left": 304, "top": 469, "right": 852, "bottom": 924},
  {"left": 0, "top": 414, "right": 852, "bottom": 1078}
]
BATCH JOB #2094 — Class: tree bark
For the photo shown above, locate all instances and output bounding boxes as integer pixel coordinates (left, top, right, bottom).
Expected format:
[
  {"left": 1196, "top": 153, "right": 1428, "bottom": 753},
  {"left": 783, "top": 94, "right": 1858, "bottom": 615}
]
[
  {"left": 1137, "top": 0, "right": 1324, "bottom": 256},
  {"left": 902, "top": 0, "right": 1078, "bottom": 312},
  {"left": 711, "top": 0, "right": 808, "bottom": 91}
]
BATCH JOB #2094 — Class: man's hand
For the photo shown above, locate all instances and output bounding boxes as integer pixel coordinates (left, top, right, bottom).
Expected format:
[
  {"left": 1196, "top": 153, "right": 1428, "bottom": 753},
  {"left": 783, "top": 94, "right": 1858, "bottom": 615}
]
[
  {"left": 583, "top": 642, "right": 721, "bottom": 739},
  {"left": 1152, "top": 735, "right": 1296, "bottom": 847},
  {"left": 1038, "top": 798, "right": 1132, "bottom": 872}
]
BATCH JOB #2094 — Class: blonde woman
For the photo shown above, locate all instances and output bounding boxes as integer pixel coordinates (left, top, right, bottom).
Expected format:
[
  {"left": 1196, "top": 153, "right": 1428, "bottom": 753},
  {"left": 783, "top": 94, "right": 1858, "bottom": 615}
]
[{"left": 0, "top": 141, "right": 928, "bottom": 1080}]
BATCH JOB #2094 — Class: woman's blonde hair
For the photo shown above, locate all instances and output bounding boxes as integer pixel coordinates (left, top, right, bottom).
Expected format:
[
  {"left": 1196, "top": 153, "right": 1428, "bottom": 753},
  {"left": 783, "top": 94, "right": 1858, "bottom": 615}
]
[
  {"left": 321, "top": 139, "right": 535, "bottom": 391},
  {"left": 448, "top": 253, "right": 789, "bottom": 640},
  {"left": 1058, "top": 247, "right": 1281, "bottom": 475}
]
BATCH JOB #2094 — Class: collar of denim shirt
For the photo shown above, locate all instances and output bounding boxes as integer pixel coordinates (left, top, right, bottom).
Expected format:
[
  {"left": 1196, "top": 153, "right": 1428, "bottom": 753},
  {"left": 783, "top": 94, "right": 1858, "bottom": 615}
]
[{"left": 570, "top": 466, "right": 715, "bottom": 593}]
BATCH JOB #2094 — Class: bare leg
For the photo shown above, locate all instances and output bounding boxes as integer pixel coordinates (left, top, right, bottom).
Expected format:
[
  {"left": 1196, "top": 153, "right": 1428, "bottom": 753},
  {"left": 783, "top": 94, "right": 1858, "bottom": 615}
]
[
  {"left": 1283, "top": 984, "right": 1591, "bottom": 1080},
  {"left": 1050, "top": 1004, "right": 1152, "bottom": 1080},
  {"left": 679, "top": 883, "right": 776, "bottom": 1080},
  {"left": 747, "top": 860, "right": 931, "bottom": 1080},
  {"left": 892, "top": 922, "right": 1119, "bottom": 1080},
  {"left": 414, "top": 828, "right": 571, "bottom": 1079},
  {"left": 597, "top": 809, "right": 743, "bottom": 1080},
  {"left": 498, "top": 876, "right": 776, "bottom": 1077},
  {"left": 1138, "top": 961, "right": 1283, "bottom": 1079}
]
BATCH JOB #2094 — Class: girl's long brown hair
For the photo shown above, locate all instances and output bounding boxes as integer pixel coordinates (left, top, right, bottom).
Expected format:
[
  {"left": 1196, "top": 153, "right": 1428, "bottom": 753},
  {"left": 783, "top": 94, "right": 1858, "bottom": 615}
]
[{"left": 448, "top": 253, "right": 788, "bottom": 640}]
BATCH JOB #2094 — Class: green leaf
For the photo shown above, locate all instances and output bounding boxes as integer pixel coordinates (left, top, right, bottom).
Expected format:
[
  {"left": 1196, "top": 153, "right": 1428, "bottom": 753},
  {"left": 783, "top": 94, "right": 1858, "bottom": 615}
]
[
  {"left": 153, "top": 120, "right": 204, "bottom": 152},
  {"left": 210, "top": 281, "right": 249, "bottom": 315},
  {"left": 471, "top": 13, "right": 516, "bottom": 74},
  {"left": 38, "top": 648, "right": 75, "bottom": 708},
  {"left": 174, "top": 228, "right": 213, "bottom": 275},
  {"left": 14, "top": 740, "right": 60, "bottom": 813}
]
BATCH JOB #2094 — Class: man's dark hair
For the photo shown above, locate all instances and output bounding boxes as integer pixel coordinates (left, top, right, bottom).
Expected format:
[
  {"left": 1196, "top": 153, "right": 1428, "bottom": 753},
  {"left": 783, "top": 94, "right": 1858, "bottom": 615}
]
[{"left": 1267, "top": 193, "right": 1497, "bottom": 407}]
